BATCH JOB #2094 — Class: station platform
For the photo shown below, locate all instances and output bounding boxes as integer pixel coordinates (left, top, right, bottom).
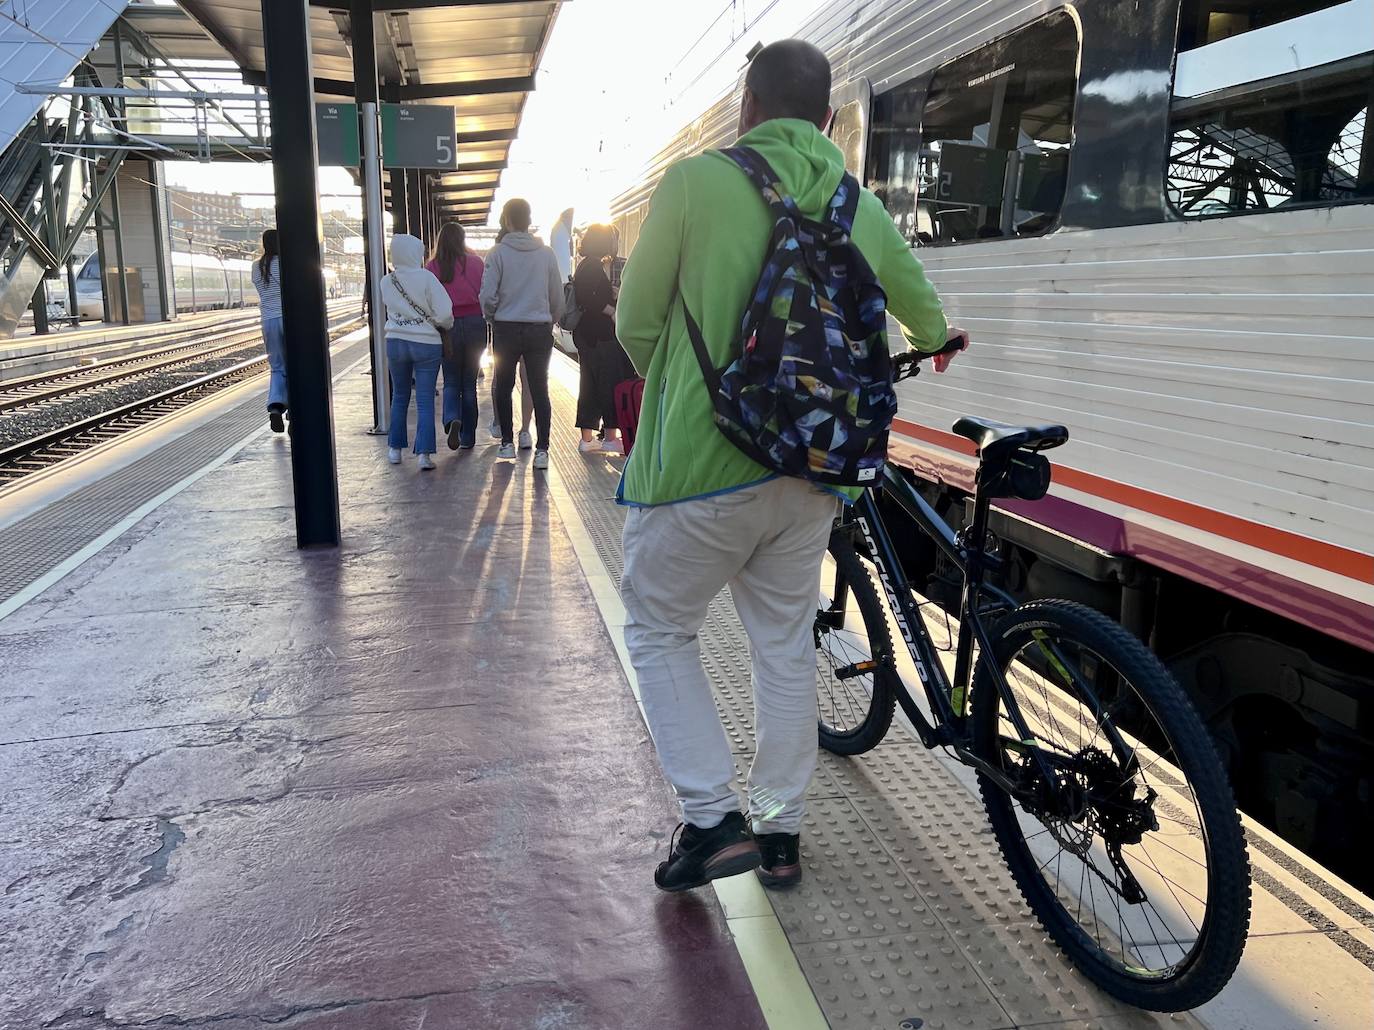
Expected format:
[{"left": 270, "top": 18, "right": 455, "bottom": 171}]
[{"left": 1, "top": 339, "right": 1372, "bottom": 1029}]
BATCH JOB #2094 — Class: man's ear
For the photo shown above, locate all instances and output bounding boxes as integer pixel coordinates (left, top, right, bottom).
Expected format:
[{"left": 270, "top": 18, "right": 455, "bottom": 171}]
[
  {"left": 819, "top": 105, "right": 835, "bottom": 134},
  {"left": 737, "top": 87, "right": 758, "bottom": 138}
]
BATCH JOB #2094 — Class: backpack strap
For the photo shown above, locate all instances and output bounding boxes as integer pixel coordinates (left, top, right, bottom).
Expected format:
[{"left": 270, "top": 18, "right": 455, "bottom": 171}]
[
  {"left": 724, "top": 146, "right": 863, "bottom": 236},
  {"left": 720, "top": 146, "right": 803, "bottom": 224},
  {"left": 682, "top": 299, "right": 722, "bottom": 396},
  {"left": 826, "top": 172, "right": 862, "bottom": 235}
]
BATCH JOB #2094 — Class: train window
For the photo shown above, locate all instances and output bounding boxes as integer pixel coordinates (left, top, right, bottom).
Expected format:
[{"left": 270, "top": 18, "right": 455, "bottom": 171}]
[
  {"left": 868, "top": 11, "right": 1079, "bottom": 245},
  {"left": 1167, "top": 0, "right": 1373, "bottom": 217}
]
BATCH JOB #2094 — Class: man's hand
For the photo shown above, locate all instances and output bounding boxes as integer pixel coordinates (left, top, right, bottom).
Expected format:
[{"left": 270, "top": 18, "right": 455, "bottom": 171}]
[{"left": 933, "top": 328, "right": 970, "bottom": 373}]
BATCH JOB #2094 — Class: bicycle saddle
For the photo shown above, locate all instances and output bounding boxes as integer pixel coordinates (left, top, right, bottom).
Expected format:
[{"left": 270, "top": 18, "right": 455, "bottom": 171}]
[{"left": 952, "top": 416, "right": 1069, "bottom": 460}]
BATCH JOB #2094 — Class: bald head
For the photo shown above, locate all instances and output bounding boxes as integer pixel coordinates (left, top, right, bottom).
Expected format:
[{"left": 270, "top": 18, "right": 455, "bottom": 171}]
[{"left": 740, "top": 40, "right": 832, "bottom": 132}]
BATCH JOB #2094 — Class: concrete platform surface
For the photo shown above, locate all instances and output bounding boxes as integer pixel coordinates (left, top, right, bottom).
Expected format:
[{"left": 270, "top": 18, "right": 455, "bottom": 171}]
[
  {"left": 0, "top": 355, "right": 766, "bottom": 1029},
  {"left": 3, "top": 346, "right": 1373, "bottom": 1030}
]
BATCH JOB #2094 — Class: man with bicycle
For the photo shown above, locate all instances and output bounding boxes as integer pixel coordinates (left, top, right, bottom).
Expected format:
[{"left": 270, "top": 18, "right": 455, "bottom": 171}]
[{"left": 615, "top": 39, "right": 968, "bottom": 891}]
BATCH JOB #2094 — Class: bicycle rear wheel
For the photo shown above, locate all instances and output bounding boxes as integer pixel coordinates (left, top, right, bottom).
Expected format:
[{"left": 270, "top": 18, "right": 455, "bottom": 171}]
[
  {"left": 971, "top": 600, "right": 1250, "bottom": 1011},
  {"left": 814, "top": 531, "right": 898, "bottom": 755}
]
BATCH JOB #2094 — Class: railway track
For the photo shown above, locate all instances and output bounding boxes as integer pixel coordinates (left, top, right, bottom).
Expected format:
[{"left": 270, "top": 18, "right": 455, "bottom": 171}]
[
  {"left": 0, "top": 300, "right": 360, "bottom": 410},
  {"left": 0, "top": 314, "right": 364, "bottom": 483}
]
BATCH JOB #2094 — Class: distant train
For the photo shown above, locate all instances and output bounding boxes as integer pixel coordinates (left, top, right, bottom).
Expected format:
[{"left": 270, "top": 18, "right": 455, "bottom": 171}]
[{"left": 73, "top": 251, "right": 339, "bottom": 320}]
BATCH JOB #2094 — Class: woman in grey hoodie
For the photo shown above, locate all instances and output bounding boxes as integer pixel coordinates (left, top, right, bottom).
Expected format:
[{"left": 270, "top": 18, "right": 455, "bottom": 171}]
[
  {"left": 478, "top": 198, "right": 564, "bottom": 469},
  {"left": 380, "top": 233, "right": 453, "bottom": 470}
]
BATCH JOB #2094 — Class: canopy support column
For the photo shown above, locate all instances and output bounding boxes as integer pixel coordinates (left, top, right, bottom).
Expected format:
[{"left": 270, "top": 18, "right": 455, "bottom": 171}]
[{"left": 261, "top": 0, "right": 341, "bottom": 549}]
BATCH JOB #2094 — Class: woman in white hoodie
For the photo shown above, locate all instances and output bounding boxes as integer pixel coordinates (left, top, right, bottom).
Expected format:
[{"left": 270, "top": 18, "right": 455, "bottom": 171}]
[{"left": 380, "top": 233, "right": 453, "bottom": 470}]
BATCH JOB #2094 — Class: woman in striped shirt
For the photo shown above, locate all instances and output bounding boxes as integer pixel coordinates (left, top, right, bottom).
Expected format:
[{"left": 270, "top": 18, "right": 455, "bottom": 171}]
[{"left": 250, "top": 229, "right": 287, "bottom": 433}]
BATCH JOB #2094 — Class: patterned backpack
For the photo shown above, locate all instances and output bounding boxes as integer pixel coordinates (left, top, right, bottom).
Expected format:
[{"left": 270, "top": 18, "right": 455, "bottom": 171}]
[{"left": 684, "top": 146, "right": 897, "bottom": 487}]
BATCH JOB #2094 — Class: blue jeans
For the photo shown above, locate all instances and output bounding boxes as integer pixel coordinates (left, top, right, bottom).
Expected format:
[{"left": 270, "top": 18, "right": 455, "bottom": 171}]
[
  {"left": 441, "top": 314, "right": 487, "bottom": 447},
  {"left": 387, "top": 336, "right": 443, "bottom": 454},
  {"left": 262, "top": 316, "right": 287, "bottom": 411}
]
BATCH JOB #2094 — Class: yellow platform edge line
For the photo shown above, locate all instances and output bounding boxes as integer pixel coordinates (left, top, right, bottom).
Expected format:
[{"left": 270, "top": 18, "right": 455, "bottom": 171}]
[{"left": 546, "top": 460, "right": 829, "bottom": 1030}]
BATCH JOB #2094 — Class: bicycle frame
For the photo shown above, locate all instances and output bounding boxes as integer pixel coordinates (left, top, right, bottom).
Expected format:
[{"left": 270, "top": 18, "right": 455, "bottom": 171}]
[{"left": 838, "top": 464, "right": 1064, "bottom": 800}]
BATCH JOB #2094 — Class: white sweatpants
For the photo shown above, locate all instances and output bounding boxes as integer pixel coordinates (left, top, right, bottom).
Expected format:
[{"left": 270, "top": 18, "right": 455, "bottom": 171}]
[{"left": 621, "top": 477, "right": 837, "bottom": 834}]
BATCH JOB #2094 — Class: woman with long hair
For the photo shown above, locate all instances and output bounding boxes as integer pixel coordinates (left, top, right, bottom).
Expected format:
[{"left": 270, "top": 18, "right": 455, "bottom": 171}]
[
  {"left": 572, "top": 223, "right": 635, "bottom": 452},
  {"left": 425, "top": 222, "right": 486, "bottom": 450},
  {"left": 250, "top": 229, "right": 288, "bottom": 433}
]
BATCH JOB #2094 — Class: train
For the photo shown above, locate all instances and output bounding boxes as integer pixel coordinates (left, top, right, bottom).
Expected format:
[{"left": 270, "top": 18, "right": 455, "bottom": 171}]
[
  {"left": 611, "top": 0, "right": 1374, "bottom": 886},
  {"left": 73, "top": 250, "right": 339, "bottom": 320}
]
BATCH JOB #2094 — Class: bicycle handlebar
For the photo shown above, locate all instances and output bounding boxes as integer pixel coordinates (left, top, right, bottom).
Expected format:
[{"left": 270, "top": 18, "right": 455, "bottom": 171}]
[{"left": 892, "top": 336, "right": 966, "bottom": 381}]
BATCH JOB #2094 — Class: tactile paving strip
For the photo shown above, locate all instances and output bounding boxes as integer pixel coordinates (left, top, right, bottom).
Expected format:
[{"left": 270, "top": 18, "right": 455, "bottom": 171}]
[{"left": 544, "top": 362, "right": 1189, "bottom": 1030}]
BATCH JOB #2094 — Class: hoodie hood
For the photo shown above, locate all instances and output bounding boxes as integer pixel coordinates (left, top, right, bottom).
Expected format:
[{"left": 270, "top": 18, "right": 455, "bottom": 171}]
[
  {"left": 390, "top": 233, "right": 425, "bottom": 269},
  {"left": 498, "top": 231, "right": 544, "bottom": 252},
  {"left": 714, "top": 118, "right": 846, "bottom": 218}
]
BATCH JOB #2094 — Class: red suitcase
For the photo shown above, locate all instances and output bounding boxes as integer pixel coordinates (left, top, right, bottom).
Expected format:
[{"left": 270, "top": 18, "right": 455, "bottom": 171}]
[{"left": 613, "top": 377, "right": 647, "bottom": 455}]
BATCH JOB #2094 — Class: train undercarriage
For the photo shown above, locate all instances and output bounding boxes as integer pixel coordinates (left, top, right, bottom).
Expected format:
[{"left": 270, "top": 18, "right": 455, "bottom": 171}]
[{"left": 881, "top": 467, "right": 1374, "bottom": 893}]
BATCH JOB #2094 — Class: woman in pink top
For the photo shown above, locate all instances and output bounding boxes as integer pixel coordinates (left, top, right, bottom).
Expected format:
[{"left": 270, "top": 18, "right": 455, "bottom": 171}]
[{"left": 426, "top": 223, "right": 486, "bottom": 450}]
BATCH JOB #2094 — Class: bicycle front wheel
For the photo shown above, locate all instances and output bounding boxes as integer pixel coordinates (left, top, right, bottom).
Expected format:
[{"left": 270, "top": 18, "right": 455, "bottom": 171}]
[
  {"left": 814, "top": 531, "right": 898, "bottom": 755},
  {"left": 971, "top": 600, "right": 1250, "bottom": 1011}
]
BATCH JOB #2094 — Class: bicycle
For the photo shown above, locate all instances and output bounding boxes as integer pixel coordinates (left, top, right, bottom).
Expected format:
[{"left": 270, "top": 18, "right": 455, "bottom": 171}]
[{"left": 813, "top": 349, "right": 1251, "bottom": 1011}]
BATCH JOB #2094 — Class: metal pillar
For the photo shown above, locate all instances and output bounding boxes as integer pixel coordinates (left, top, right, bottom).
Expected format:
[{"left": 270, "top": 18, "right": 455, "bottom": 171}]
[
  {"left": 351, "top": 0, "right": 388, "bottom": 433},
  {"left": 109, "top": 171, "right": 130, "bottom": 325},
  {"left": 31, "top": 281, "right": 49, "bottom": 334},
  {"left": 406, "top": 168, "right": 423, "bottom": 243},
  {"left": 66, "top": 258, "right": 79, "bottom": 326},
  {"left": 261, "top": 0, "right": 341, "bottom": 548},
  {"left": 361, "top": 102, "right": 389, "bottom": 435},
  {"left": 390, "top": 169, "right": 409, "bottom": 234}
]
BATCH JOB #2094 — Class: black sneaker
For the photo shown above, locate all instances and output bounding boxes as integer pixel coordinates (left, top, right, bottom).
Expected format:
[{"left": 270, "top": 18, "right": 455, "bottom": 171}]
[
  {"left": 755, "top": 832, "right": 801, "bottom": 889},
  {"left": 446, "top": 419, "right": 462, "bottom": 451},
  {"left": 654, "top": 812, "right": 761, "bottom": 893},
  {"left": 269, "top": 408, "right": 285, "bottom": 434}
]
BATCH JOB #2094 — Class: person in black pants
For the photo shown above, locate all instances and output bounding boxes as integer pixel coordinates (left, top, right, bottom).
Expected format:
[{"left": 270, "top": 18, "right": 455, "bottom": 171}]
[
  {"left": 477, "top": 198, "right": 564, "bottom": 470},
  {"left": 573, "top": 224, "right": 637, "bottom": 454}
]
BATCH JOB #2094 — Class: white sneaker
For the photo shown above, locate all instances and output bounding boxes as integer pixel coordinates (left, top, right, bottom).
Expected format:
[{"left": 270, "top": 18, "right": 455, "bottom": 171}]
[
  {"left": 387, "top": 447, "right": 402, "bottom": 464},
  {"left": 577, "top": 439, "right": 602, "bottom": 453},
  {"left": 532, "top": 449, "right": 549, "bottom": 470},
  {"left": 488, "top": 419, "right": 501, "bottom": 440},
  {"left": 518, "top": 430, "right": 533, "bottom": 451},
  {"left": 497, "top": 442, "right": 516, "bottom": 459},
  {"left": 601, "top": 438, "right": 625, "bottom": 455},
  {"left": 418, "top": 453, "right": 436, "bottom": 471}
]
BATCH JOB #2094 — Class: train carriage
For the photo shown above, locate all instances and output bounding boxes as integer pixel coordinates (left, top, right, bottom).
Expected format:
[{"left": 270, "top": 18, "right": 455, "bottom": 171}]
[{"left": 612, "top": 0, "right": 1374, "bottom": 883}]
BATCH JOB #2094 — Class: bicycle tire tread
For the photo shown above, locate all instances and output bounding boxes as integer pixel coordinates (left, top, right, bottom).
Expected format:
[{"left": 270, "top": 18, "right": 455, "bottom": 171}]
[
  {"left": 817, "top": 532, "right": 899, "bottom": 755},
  {"left": 972, "top": 599, "right": 1251, "bottom": 1011}
]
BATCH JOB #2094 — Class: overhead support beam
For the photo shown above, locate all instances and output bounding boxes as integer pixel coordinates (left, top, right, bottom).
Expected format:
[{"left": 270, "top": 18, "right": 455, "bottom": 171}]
[
  {"left": 241, "top": 73, "right": 533, "bottom": 100},
  {"left": 456, "top": 128, "right": 517, "bottom": 144},
  {"left": 429, "top": 180, "right": 501, "bottom": 194},
  {"left": 261, "top": 0, "right": 342, "bottom": 549},
  {"left": 387, "top": 77, "right": 534, "bottom": 100},
  {"left": 452, "top": 159, "right": 507, "bottom": 172}
]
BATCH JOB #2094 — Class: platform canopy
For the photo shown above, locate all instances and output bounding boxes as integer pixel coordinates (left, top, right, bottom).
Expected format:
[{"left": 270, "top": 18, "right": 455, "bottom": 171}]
[{"left": 171, "top": 0, "right": 562, "bottom": 224}]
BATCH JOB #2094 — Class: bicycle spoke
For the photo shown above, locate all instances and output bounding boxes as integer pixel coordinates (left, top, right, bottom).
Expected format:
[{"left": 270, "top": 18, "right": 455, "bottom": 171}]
[{"left": 993, "top": 628, "right": 1219, "bottom": 982}]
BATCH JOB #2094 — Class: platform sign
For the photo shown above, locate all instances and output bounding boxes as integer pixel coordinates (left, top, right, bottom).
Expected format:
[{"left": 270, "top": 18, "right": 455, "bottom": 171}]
[
  {"left": 315, "top": 103, "right": 360, "bottom": 167},
  {"left": 381, "top": 104, "right": 457, "bottom": 170}
]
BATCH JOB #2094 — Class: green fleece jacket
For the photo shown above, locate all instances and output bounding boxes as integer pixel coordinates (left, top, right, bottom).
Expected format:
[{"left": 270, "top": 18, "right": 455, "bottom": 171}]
[{"left": 615, "top": 118, "right": 948, "bottom": 507}]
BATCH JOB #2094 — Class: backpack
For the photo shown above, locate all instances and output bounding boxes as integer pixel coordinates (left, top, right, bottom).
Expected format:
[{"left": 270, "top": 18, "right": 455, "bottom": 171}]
[
  {"left": 684, "top": 146, "right": 896, "bottom": 487},
  {"left": 559, "top": 277, "right": 582, "bottom": 332}
]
